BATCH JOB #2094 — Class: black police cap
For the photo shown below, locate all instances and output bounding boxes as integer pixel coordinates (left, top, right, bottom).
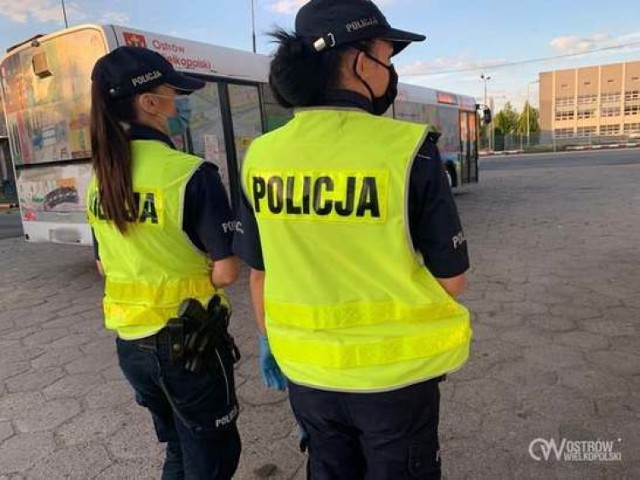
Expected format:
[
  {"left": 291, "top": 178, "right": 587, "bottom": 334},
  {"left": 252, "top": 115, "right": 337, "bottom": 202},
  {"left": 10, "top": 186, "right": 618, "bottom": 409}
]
[
  {"left": 295, "top": 0, "right": 426, "bottom": 55},
  {"left": 91, "top": 46, "right": 205, "bottom": 99}
]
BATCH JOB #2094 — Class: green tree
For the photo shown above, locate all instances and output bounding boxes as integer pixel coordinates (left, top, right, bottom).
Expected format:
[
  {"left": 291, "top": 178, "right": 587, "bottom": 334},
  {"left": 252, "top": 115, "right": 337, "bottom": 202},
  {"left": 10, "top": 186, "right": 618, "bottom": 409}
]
[
  {"left": 493, "top": 102, "right": 519, "bottom": 135},
  {"left": 516, "top": 101, "right": 540, "bottom": 135},
  {"left": 479, "top": 123, "right": 491, "bottom": 149}
]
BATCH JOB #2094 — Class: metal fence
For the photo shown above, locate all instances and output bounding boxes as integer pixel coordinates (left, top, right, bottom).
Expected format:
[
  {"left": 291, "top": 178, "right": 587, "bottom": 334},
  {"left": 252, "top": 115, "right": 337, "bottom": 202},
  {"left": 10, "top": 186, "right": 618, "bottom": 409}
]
[{"left": 480, "top": 131, "right": 640, "bottom": 154}]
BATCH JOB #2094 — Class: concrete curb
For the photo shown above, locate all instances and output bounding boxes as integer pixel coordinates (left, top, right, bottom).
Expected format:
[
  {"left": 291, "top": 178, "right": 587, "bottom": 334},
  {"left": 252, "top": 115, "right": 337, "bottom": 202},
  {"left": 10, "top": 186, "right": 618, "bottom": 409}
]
[
  {"left": 566, "top": 143, "right": 638, "bottom": 151},
  {"left": 480, "top": 150, "right": 525, "bottom": 157},
  {"left": 480, "top": 143, "right": 640, "bottom": 157}
]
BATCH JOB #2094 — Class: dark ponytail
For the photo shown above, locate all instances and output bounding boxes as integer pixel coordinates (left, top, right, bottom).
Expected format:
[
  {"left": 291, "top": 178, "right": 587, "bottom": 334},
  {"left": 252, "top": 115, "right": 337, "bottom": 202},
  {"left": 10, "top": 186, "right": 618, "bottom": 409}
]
[
  {"left": 268, "top": 29, "right": 369, "bottom": 108},
  {"left": 90, "top": 82, "right": 137, "bottom": 234}
]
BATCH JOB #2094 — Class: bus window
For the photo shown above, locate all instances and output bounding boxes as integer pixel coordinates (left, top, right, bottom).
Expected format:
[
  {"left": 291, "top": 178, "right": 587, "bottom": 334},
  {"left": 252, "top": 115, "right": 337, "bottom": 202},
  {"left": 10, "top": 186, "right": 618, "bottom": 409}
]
[
  {"left": 394, "top": 100, "right": 439, "bottom": 125},
  {"left": 260, "top": 84, "right": 292, "bottom": 132},
  {"left": 432, "top": 105, "right": 459, "bottom": 164},
  {"left": 228, "top": 84, "right": 262, "bottom": 174},
  {"left": 0, "top": 28, "right": 106, "bottom": 166},
  {"left": 185, "top": 82, "right": 230, "bottom": 191},
  {"left": 398, "top": 101, "right": 460, "bottom": 162},
  {"left": 394, "top": 100, "right": 425, "bottom": 123}
]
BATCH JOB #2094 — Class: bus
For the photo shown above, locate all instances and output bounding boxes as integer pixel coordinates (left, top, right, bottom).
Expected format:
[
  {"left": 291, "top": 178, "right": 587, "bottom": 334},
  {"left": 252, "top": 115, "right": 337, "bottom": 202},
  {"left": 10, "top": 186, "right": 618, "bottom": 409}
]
[{"left": 0, "top": 24, "right": 483, "bottom": 245}]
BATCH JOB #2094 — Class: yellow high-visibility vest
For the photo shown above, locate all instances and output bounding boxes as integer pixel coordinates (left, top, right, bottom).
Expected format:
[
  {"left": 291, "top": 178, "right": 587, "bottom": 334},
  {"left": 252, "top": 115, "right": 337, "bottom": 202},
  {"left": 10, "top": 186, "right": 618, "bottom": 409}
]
[
  {"left": 243, "top": 108, "right": 472, "bottom": 392},
  {"left": 87, "top": 140, "right": 214, "bottom": 339}
]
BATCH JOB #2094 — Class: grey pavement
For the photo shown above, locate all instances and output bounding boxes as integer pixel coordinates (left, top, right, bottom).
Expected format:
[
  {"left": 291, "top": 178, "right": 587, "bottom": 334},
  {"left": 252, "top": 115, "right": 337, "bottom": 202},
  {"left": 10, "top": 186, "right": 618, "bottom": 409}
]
[{"left": 1, "top": 149, "right": 639, "bottom": 479}]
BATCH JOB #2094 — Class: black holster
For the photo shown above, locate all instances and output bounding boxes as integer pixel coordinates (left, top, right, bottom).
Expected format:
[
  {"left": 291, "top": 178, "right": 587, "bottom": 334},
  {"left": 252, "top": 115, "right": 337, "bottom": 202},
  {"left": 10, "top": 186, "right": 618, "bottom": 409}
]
[{"left": 170, "top": 295, "right": 241, "bottom": 373}]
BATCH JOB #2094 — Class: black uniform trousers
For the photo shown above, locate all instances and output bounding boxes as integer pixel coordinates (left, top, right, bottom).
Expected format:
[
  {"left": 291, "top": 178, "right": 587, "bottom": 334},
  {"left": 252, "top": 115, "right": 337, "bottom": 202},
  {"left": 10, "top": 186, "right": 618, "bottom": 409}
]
[
  {"left": 116, "top": 334, "right": 241, "bottom": 480},
  {"left": 289, "top": 377, "right": 442, "bottom": 480}
]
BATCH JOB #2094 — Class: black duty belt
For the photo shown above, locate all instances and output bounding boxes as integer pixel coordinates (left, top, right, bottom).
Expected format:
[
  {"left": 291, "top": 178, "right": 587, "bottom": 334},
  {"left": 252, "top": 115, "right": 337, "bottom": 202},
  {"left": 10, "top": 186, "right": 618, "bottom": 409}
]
[
  {"left": 122, "top": 295, "right": 240, "bottom": 374},
  {"left": 129, "top": 328, "right": 172, "bottom": 348}
]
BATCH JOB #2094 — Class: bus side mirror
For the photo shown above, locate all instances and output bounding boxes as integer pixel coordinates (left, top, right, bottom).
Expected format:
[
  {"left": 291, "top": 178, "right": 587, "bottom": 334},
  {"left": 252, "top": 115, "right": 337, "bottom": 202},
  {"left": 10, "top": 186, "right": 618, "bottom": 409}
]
[
  {"left": 483, "top": 107, "right": 492, "bottom": 124},
  {"left": 32, "top": 51, "right": 52, "bottom": 78}
]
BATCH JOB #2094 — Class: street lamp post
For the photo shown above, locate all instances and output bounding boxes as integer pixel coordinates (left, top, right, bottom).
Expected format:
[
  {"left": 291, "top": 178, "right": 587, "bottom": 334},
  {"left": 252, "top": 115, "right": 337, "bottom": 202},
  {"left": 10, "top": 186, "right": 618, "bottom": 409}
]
[
  {"left": 481, "top": 74, "right": 492, "bottom": 150},
  {"left": 526, "top": 80, "right": 540, "bottom": 147},
  {"left": 61, "top": 0, "right": 69, "bottom": 28},
  {"left": 250, "top": 0, "right": 257, "bottom": 53}
]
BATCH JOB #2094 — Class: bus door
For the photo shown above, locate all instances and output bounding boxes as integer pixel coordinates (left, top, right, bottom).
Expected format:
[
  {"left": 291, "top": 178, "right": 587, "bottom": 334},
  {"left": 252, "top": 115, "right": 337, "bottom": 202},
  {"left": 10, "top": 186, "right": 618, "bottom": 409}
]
[
  {"left": 260, "top": 84, "right": 293, "bottom": 132},
  {"left": 172, "top": 81, "right": 286, "bottom": 212},
  {"left": 182, "top": 80, "right": 263, "bottom": 211},
  {"left": 458, "top": 110, "right": 480, "bottom": 185},
  {"left": 225, "top": 82, "right": 294, "bottom": 210},
  {"left": 468, "top": 111, "right": 479, "bottom": 183},
  {"left": 222, "top": 83, "right": 262, "bottom": 210},
  {"left": 459, "top": 111, "right": 470, "bottom": 185},
  {"left": 183, "top": 81, "right": 230, "bottom": 194}
]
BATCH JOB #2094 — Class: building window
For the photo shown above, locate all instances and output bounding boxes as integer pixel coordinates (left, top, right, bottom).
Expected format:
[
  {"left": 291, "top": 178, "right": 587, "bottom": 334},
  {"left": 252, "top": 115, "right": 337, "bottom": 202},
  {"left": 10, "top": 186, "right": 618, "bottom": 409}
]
[
  {"left": 623, "top": 123, "right": 640, "bottom": 135},
  {"left": 577, "top": 126, "right": 597, "bottom": 137},
  {"left": 607, "top": 79, "right": 615, "bottom": 84},
  {"left": 555, "top": 110, "right": 575, "bottom": 121},
  {"left": 601, "top": 106, "right": 621, "bottom": 117},
  {"left": 583, "top": 81, "right": 591, "bottom": 86},
  {"left": 577, "top": 94, "right": 597, "bottom": 105},
  {"left": 556, "top": 96, "right": 575, "bottom": 107},
  {"left": 577, "top": 109, "right": 596, "bottom": 119},
  {"left": 625, "top": 90, "right": 640, "bottom": 101},
  {"left": 601, "top": 92, "right": 621, "bottom": 103},
  {"left": 600, "top": 125, "right": 620, "bottom": 136},
  {"left": 554, "top": 128, "right": 574, "bottom": 138},
  {"left": 625, "top": 104, "right": 640, "bottom": 116}
]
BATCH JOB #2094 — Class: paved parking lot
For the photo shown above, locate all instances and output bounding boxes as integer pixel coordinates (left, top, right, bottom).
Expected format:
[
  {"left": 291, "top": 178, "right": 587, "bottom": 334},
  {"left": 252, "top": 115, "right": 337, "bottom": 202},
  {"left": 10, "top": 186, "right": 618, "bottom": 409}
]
[
  {"left": 0, "top": 213, "right": 21, "bottom": 240},
  {"left": 0, "top": 149, "right": 639, "bottom": 479}
]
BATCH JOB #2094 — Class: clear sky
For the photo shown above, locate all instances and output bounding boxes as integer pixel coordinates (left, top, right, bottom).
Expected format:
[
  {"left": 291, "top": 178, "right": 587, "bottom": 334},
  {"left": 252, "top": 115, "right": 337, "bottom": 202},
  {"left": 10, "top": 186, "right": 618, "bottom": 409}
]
[{"left": 1, "top": 0, "right": 639, "bottom": 111}]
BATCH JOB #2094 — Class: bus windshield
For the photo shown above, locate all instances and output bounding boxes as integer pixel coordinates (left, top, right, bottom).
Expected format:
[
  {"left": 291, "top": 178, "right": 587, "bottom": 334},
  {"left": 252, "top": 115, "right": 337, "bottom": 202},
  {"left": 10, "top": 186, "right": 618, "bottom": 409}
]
[{"left": 0, "top": 28, "right": 106, "bottom": 165}]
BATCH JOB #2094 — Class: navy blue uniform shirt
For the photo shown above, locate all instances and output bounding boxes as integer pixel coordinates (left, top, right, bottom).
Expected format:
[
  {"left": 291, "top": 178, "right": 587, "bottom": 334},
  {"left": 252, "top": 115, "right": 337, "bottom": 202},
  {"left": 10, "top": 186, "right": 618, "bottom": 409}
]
[
  {"left": 92, "top": 124, "right": 234, "bottom": 261},
  {"left": 233, "top": 90, "right": 470, "bottom": 278}
]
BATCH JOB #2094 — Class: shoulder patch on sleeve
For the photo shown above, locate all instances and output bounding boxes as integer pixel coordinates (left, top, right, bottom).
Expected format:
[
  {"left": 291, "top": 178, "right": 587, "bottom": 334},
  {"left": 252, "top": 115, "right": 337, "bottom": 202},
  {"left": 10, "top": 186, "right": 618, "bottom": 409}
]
[{"left": 426, "top": 129, "right": 441, "bottom": 143}]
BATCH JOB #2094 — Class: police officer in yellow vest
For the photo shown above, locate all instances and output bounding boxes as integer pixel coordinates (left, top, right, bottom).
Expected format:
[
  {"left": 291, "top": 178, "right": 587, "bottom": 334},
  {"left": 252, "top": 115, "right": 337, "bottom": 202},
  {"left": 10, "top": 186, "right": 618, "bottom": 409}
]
[
  {"left": 88, "top": 47, "right": 241, "bottom": 479},
  {"left": 233, "top": 0, "right": 472, "bottom": 478}
]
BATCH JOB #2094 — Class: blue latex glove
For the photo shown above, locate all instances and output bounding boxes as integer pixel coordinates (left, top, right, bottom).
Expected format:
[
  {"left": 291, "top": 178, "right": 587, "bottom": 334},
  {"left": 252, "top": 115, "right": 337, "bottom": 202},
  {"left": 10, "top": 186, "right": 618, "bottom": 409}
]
[
  {"left": 258, "top": 334, "right": 287, "bottom": 391},
  {"left": 298, "top": 423, "right": 309, "bottom": 453}
]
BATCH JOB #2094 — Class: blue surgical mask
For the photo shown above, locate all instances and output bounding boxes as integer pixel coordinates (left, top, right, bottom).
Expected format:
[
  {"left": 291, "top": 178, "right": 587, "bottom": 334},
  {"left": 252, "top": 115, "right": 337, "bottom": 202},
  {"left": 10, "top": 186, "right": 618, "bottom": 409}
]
[
  {"left": 152, "top": 93, "right": 192, "bottom": 137},
  {"left": 167, "top": 95, "right": 192, "bottom": 137}
]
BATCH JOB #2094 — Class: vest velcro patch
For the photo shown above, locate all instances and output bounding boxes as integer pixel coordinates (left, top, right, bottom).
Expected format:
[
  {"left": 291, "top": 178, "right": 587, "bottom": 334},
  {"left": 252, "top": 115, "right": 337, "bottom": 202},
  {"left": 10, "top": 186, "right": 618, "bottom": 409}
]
[{"left": 248, "top": 170, "right": 388, "bottom": 223}]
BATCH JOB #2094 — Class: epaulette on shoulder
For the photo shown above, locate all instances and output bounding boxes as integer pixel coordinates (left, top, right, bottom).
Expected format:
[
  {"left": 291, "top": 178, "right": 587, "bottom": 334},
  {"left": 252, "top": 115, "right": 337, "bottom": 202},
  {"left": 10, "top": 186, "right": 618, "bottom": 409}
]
[{"left": 426, "top": 127, "right": 441, "bottom": 144}]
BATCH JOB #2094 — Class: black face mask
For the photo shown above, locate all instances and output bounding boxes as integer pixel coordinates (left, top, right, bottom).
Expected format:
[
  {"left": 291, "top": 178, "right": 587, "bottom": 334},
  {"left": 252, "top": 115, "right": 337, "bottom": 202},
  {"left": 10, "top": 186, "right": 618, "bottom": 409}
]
[{"left": 353, "top": 51, "right": 398, "bottom": 116}]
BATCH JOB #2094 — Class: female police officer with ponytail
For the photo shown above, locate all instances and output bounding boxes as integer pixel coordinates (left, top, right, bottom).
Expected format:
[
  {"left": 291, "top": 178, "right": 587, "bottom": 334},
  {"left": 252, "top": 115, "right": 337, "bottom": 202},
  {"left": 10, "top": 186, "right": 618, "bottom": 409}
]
[
  {"left": 88, "top": 46, "right": 240, "bottom": 479},
  {"left": 234, "top": 0, "right": 472, "bottom": 478}
]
